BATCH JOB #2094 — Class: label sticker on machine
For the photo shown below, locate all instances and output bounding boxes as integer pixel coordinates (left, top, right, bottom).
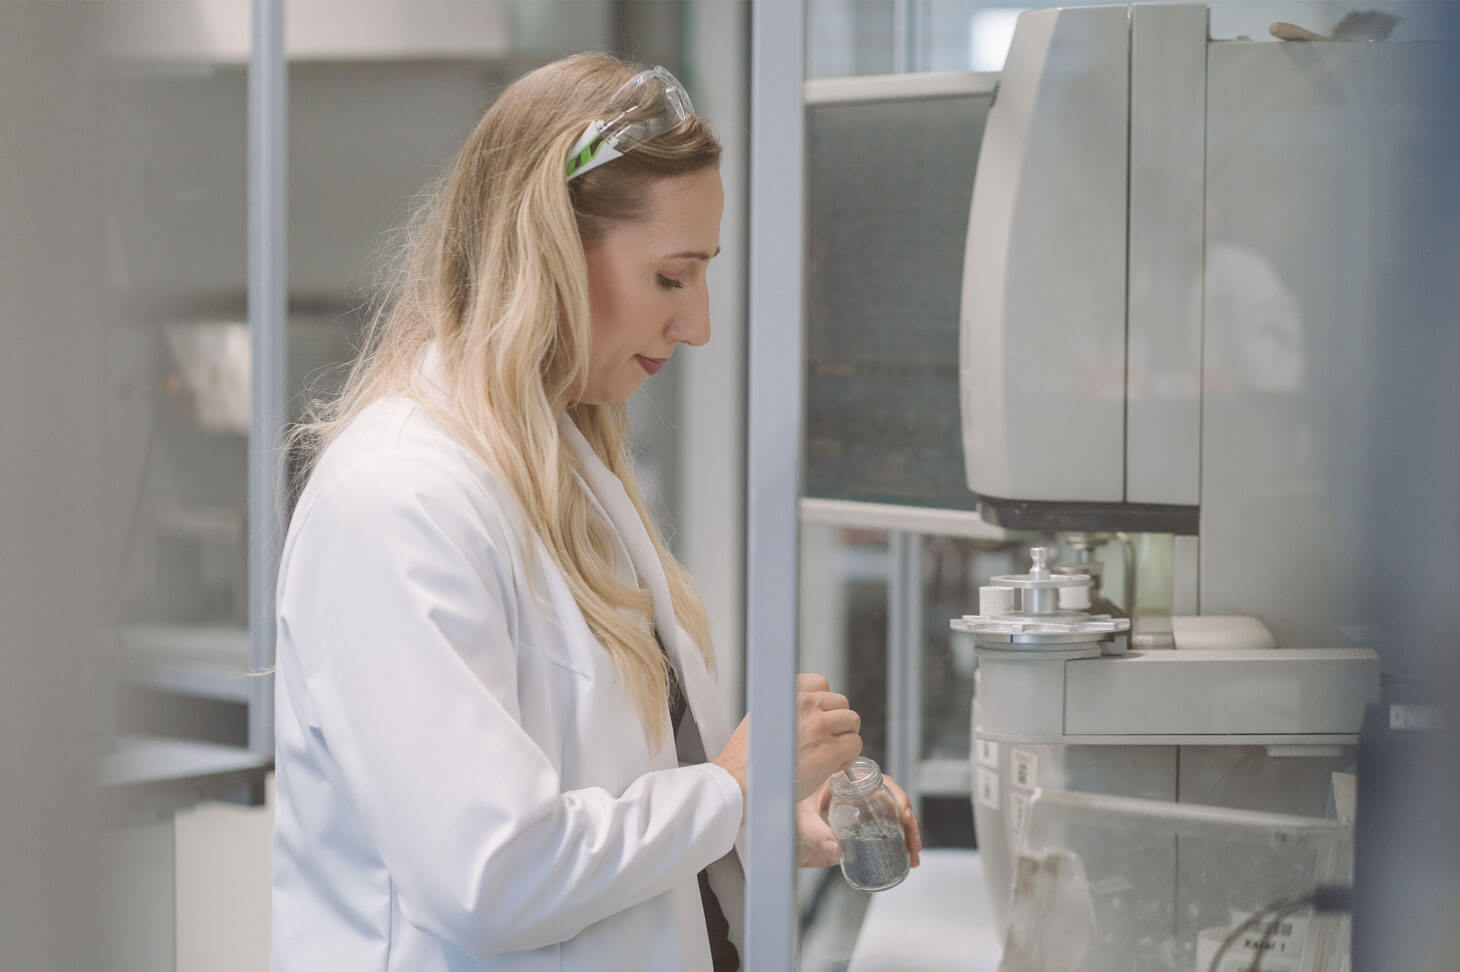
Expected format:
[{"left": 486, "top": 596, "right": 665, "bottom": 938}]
[
  {"left": 1009, "top": 789, "right": 1030, "bottom": 834},
  {"left": 1194, "top": 912, "right": 1310, "bottom": 972},
  {"left": 975, "top": 737, "right": 1000, "bottom": 769},
  {"left": 975, "top": 766, "right": 1000, "bottom": 811},
  {"left": 1200, "top": 956, "right": 1297, "bottom": 972},
  {"left": 1011, "top": 749, "right": 1039, "bottom": 788}
]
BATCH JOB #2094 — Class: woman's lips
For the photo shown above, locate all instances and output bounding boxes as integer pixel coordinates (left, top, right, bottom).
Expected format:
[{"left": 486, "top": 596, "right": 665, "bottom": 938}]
[{"left": 635, "top": 355, "right": 666, "bottom": 376}]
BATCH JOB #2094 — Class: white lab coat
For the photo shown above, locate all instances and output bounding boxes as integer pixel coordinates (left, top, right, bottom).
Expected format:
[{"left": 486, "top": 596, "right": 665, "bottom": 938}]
[{"left": 270, "top": 368, "right": 746, "bottom": 970}]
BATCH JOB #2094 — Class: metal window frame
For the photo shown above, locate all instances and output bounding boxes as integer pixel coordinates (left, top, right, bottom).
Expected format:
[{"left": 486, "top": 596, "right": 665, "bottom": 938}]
[
  {"left": 745, "top": 0, "right": 806, "bottom": 965},
  {"left": 247, "top": 0, "right": 287, "bottom": 756}
]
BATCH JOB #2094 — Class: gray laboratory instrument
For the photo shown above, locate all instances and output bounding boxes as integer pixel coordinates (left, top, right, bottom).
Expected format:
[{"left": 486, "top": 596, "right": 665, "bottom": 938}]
[{"left": 946, "top": 4, "right": 1449, "bottom": 968}]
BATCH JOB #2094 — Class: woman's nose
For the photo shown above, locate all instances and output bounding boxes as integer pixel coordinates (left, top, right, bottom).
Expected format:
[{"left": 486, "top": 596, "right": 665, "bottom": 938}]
[{"left": 669, "top": 289, "right": 712, "bottom": 347}]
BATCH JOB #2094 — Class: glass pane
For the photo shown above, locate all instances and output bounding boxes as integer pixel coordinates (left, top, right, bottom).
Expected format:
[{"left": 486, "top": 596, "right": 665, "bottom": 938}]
[
  {"left": 797, "top": 524, "right": 1057, "bottom": 968},
  {"left": 797, "top": 522, "right": 888, "bottom": 967},
  {"left": 104, "top": 19, "right": 256, "bottom": 746},
  {"left": 810, "top": 2, "right": 1438, "bottom": 81},
  {"left": 804, "top": 87, "right": 990, "bottom": 512},
  {"left": 800, "top": 11, "right": 1000, "bottom": 966},
  {"left": 807, "top": 0, "right": 898, "bottom": 79},
  {"left": 807, "top": 0, "right": 1028, "bottom": 76},
  {"left": 285, "top": 60, "right": 498, "bottom": 493},
  {"left": 796, "top": 1, "right": 1444, "bottom": 967}
]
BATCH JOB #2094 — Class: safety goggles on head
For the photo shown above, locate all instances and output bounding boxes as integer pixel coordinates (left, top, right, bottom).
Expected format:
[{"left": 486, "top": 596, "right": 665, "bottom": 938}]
[{"left": 565, "top": 66, "right": 695, "bottom": 181}]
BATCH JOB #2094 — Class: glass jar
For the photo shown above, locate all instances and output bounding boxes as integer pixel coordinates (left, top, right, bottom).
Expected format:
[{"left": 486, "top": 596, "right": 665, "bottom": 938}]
[{"left": 828, "top": 756, "right": 910, "bottom": 891}]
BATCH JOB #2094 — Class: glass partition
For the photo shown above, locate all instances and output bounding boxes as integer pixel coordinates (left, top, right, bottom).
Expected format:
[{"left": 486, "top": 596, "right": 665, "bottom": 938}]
[
  {"left": 796, "top": 18, "right": 1011, "bottom": 963},
  {"left": 100, "top": 4, "right": 754, "bottom": 967},
  {"left": 102, "top": 6, "right": 265, "bottom": 757}
]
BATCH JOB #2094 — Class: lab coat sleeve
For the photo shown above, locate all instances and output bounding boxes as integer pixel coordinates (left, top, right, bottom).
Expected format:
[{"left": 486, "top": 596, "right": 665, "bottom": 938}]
[{"left": 278, "top": 451, "right": 744, "bottom": 959}]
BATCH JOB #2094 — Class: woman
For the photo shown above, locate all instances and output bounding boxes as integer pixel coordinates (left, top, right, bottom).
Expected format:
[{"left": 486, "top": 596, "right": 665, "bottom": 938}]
[{"left": 271, "top": 54, "right": 921, "bottom": 971}]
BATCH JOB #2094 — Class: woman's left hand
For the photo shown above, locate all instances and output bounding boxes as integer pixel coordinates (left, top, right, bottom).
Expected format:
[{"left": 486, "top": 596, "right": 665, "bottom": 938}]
[
  {"left": 795, "top": 774, "right": 923, "bottom": 869},
  {"left": 795, "top": 780, "right": 839, "bottom": 868},
  {"left": 880, "top": 773, "right": 923, "bottom": 869}
]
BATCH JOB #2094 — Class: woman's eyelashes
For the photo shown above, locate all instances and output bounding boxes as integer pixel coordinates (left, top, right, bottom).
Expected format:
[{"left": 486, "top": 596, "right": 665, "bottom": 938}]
[{"left": 656, "top": 273, "right": 685, "bottom": 291}]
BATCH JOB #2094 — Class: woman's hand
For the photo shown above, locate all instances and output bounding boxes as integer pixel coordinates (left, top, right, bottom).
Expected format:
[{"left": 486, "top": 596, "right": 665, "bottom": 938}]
[
  {"left": 881, "top": 773, "right": 923, "bottom": 868},
  {"left": 712, "top": 673, "right": 864, "bottom": 818},
  {"left": 795, "top": 775, "right": 924, "bottom": 869},
  {"left": 792, "top": 674, "right": 863, "bottom": 801},
  {"left": 795, "top": 780, "right": 839, "bottom": 867}
]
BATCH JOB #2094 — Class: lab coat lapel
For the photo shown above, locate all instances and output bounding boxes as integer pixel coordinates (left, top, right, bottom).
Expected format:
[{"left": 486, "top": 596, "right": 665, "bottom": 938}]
[
  {"left": 566, "top": 466, "right": 639, "bottom": 594},
  {"left": 557, "top": 415, "right": 731, "bottom": 759},
  {"left": 417, "top": 346, "right": 644, "bottom": 606},
  {"left": 558, "top": 415, "right": 746, "bottom": 945}
]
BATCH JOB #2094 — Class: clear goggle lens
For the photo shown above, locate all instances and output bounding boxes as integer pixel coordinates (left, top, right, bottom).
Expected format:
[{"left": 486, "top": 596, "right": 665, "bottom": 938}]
[{"left": 566, "top": 66, "right": 694, "bottom": 181}]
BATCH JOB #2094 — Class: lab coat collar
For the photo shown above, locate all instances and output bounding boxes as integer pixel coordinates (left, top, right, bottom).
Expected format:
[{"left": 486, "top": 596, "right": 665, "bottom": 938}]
[
  {"left": 555, "top": 412, "right": 732, "bottom": 762},
  {"left": 417, "top": 340, "right": 450, "bottom": 404},
  {"left": 411, "top": 346, "right": 745, "bottom": 944},
  {"left": 415, "top": 350, "right": 727, "bottom": 753},
  {"left": 557, "top": 413, "right": 746, "bottom": 945}
]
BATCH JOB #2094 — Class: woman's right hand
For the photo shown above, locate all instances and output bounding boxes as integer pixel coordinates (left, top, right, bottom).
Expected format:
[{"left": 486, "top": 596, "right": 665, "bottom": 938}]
[
  {"left": 712, "top": 673, "right": 863, "bottom": 812},
  {"left": 790, "top": 673, "right": 863, "bottom": 800}
]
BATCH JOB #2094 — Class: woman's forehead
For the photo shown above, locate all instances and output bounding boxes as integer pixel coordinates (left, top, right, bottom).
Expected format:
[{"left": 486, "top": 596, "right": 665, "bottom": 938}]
[{"left": 614, "top": 169, "right": 723, "bottom": 257}]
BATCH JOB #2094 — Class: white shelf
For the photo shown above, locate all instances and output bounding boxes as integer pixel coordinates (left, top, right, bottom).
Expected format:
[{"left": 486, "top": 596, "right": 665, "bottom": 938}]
[
  {"left": 101, "top": 735, "right": 272, "bottom": 822},
  {"left": 102, "top": 0, "right": 512, "bottom": 64},
  {"left": 800, "top": 497, "right": 1010, "bottom": 540},
  {"left": 118, "top": 624, "right": 258, "bottom": 703},
  {"left": 805, "top": 71, "right": 1000, "bottom": 106},
  {"left": 101, "top": 734, "right": 270, "bottom": 788}
]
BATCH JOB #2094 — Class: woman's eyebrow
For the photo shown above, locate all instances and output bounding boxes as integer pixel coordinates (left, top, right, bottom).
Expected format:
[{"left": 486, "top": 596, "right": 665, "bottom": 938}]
[{"left": 663, "top": 246, "right": 721, "bottom": 261}]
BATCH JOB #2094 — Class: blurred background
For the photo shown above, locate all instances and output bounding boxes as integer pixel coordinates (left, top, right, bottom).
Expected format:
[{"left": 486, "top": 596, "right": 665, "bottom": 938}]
[{"left": 3, "top": 1, "right": 1457, "bottom": 969}]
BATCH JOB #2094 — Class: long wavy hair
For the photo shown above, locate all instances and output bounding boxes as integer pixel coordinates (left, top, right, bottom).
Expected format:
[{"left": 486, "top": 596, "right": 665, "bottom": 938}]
[{"left": 291, "top": 54, "right": 721, "bottom": 746}]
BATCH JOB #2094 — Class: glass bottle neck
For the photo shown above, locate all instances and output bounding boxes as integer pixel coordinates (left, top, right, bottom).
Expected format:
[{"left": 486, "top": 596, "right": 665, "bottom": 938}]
[{"left": 829, "top": 756, "right": 883, "bottom": 799}]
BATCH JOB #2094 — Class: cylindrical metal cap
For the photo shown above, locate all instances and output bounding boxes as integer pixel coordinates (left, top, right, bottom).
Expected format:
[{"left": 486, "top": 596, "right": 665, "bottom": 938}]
[
  {"left": 980, "top": 585, "right": 1016, "bottom": 616},
  {"left": 950, "top": 546, "right": 1129, "bottom": 647}
]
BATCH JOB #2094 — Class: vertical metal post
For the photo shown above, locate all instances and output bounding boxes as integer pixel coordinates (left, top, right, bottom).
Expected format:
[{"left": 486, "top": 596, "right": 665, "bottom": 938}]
[
  {"left": 891, "top": 0, "right": 909, "bottom": 74},
  {"left": 746, "top": 0, "right": 804, "bottom": 966},
  {"left": 682, "top": 2, "right": 751, "bottom": 721},
  {"left": 248, "top": 0, "right": 286, "bottom": 755},
  {"left": 886, "top": 531, "right": 924, "bottom": 805}
]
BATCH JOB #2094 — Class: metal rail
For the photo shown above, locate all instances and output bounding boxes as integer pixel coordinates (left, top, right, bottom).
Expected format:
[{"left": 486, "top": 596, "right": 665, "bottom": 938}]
[
  {"left": 247, "top": 0, "right": 287, "bottom": 755},
  {"left": 745, "top": 0, "right": 805, "bottom": 965}
]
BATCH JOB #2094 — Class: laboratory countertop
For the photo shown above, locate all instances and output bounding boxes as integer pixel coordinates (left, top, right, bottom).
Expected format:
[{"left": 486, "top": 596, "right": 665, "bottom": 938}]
[{"left": 848, "top": 848, "right": 1004, "bottom": 971}]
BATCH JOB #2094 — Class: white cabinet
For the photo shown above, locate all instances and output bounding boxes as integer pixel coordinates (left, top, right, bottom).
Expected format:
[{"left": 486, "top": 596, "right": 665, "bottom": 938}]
[{"left": 103, "top": 0, "right": 513, "bottom": 62}]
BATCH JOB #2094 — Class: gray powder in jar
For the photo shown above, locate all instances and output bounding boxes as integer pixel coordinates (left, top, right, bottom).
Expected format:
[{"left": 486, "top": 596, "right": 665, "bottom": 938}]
[{"left": 839, "top": 818, "right": 910, "bottom": 891}]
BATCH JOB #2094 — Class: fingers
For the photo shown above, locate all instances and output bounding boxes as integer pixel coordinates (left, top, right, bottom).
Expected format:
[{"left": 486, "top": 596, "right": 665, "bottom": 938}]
[
  {"left": 796, "top": 719, "right": 863, "bottom": 800},
  {"left": 819, "top": 707, "right": 861, "bottom": 737},
  {"left": 815, "top": 691, "right": 850, "bottom": 712},
  {"left": 794, "top": 675, "right": 864, "bottom": 801},
  {"left": 798, "top": 690, "right": 849, "bottom": 723},
  {"left": 797, "top": 673, "right": 830, "bottom": 692},
  {"left": 801, "top": 728, "right": 862, "bottom": 781},
  {"left": 795, "top": 837, "right": 840, "bottom": 869},
  {"left": 834, "top": 731, "right": 864, "bottom": 770},
  {"left": 813, "top": 777, "right": 833, "bottom": 814},
  {"left": 798, "top": 689, "right": 859, "bottom": 748},
  {"left": 788, "top": 678, "right": 922, "bottom": 872},
  {"left": 795, "top": 795, "right": 842, "bottom": 868},
  {"left": 796, "top": 676, "right": 848, "bottom": 716},
  {"left": 882, "top": 775, "right": 923, "bottom": 868}
]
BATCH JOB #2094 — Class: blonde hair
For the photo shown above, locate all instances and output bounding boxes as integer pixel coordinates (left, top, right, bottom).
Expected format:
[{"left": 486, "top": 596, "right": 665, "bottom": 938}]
[{"left": 292, "top": 54, "right": 721, "bottom": 746}]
